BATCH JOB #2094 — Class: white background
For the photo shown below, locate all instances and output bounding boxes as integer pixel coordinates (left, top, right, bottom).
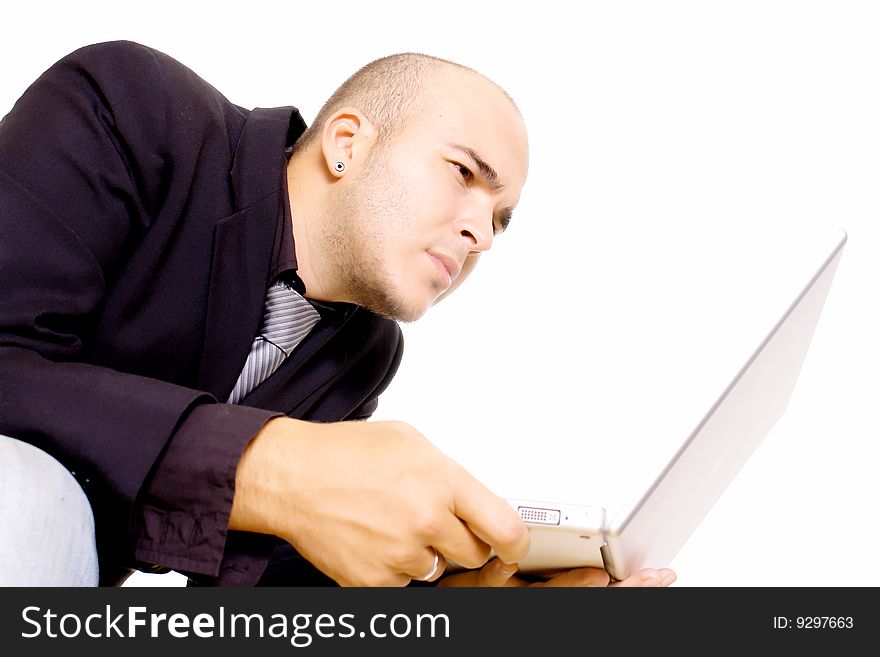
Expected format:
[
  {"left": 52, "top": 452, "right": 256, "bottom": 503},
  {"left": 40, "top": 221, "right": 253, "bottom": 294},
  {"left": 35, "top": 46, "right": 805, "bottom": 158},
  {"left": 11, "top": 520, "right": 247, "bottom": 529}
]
[{"left": 2, "top": 1, "right": 877, "bottom": 587}]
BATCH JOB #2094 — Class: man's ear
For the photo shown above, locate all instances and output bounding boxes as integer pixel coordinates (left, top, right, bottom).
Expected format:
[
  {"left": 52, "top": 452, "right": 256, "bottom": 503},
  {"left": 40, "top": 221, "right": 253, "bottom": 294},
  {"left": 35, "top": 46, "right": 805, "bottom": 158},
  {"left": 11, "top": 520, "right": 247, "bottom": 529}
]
[{"left": 320, "top": 107, "right": 376, "bottom": 178}]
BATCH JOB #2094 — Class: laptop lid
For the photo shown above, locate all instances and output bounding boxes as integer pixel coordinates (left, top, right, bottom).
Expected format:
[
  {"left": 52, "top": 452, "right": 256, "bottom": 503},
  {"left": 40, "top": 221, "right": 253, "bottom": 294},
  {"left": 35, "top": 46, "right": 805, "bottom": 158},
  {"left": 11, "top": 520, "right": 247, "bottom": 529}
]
[
  {"left": 506, "top": 229, "right": 846, "bottom": 577},
  {"left": 598, "top": 229, "right": 847, "bottom": 579}
]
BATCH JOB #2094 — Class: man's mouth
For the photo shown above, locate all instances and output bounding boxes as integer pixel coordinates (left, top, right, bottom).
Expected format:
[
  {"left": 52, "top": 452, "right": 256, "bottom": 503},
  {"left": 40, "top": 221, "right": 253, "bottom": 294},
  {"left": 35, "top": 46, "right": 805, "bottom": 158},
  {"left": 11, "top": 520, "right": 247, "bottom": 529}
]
[{"left": 427, "top": 251, "right": 461, "bottom": 289}]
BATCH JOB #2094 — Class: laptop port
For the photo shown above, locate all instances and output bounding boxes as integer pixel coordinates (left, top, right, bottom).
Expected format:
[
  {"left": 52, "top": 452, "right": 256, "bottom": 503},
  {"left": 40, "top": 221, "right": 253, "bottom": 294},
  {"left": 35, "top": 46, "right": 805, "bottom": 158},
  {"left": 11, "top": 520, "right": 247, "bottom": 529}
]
[{"left": 517, "top": 506, "right": 561, "bottom": 525}]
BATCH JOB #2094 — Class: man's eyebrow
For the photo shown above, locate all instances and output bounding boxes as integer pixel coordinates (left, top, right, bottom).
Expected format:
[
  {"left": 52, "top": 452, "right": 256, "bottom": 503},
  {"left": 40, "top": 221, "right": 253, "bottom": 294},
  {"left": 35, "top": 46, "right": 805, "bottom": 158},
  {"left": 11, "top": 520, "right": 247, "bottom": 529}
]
[{"left": 447, "top": 142, "right": 505, "bottom": 191}]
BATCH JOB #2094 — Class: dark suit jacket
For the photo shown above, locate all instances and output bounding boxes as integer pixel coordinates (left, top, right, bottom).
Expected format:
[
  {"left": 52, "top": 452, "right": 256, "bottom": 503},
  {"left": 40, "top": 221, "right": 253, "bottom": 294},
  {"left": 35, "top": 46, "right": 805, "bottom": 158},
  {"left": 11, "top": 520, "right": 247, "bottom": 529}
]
[{"left": 0, "top": 41, "right": 403, "bottom": 585}]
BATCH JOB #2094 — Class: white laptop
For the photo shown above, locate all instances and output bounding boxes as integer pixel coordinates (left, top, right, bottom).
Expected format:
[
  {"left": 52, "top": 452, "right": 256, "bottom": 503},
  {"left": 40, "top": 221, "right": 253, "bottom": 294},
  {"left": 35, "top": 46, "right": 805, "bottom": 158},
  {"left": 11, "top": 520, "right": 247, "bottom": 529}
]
[{"left": 506, "top": 229, "right": 847, "bottom": 580}]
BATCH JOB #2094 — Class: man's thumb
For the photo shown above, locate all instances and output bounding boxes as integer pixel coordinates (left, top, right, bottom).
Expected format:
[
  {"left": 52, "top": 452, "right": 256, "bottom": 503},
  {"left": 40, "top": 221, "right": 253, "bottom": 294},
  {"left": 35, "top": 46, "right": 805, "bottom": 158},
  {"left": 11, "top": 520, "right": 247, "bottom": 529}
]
[{"left": 479, "top": 558, "right": 519, "bottom": 586}]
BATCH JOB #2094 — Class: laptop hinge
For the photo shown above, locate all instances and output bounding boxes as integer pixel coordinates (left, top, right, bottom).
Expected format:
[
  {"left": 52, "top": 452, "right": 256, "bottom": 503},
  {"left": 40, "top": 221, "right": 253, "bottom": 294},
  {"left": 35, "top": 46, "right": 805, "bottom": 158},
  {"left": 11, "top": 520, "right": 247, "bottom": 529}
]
[{"left": 599, "top": 543, "right": 620, "bottom": 581}]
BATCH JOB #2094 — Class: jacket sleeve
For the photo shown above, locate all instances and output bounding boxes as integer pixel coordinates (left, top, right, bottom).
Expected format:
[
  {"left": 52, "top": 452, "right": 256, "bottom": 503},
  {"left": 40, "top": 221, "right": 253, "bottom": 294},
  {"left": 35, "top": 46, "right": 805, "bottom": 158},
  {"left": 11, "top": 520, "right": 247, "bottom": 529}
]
[{"left": 0, "top": 41, "right": 269, "bottom": 582}]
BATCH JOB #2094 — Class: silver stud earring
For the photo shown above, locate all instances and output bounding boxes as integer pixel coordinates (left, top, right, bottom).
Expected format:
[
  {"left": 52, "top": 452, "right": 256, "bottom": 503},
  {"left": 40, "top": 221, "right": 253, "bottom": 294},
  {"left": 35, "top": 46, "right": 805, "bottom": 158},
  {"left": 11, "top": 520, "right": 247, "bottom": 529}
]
[{"left": 334, "top": 161, "right": 345, "bottom": 173}]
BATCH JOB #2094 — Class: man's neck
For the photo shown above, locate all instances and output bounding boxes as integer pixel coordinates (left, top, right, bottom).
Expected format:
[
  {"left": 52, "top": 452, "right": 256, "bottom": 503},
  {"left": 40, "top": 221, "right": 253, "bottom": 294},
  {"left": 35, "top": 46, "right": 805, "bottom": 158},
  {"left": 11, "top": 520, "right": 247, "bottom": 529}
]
[{"left": 285, "top": 155, "right": 343, "bottom": 304}]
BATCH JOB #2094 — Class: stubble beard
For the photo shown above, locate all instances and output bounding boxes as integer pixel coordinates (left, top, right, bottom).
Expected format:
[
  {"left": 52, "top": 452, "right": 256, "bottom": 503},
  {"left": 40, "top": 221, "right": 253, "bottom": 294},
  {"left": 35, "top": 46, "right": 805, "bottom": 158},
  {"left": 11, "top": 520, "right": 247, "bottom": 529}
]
[{"left": 320, "top": 150, "right": 427, "bottom": 323}]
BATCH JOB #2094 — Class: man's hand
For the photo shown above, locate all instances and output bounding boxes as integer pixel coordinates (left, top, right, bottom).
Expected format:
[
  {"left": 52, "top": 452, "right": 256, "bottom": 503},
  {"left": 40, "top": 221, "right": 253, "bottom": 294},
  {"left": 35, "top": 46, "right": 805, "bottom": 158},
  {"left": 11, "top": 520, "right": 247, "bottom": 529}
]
[
  {"left": 229, "top": 417, "right": 530, "bottom": 586},
  {"left": 437, "top": 557, "right": 677, "bottom": 587}
]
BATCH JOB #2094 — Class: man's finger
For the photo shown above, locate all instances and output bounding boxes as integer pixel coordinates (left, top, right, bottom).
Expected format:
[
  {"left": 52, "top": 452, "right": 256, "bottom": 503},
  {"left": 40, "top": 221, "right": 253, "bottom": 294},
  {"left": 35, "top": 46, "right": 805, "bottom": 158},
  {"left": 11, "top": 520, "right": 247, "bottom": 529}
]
[
  {"left": 536, "top": 567, "right": 611, "bottom": 587},
  {"left": 430, "top": 512, "right": 493, "bottom": 570},
  {"left": 608, "top": 568, "right": 677, "bottom": 588},
  {"left": 477, "top": 558, "right": 521, "bottom": 587},
  {"left": 450, "top": 468, "right": 530, "bottom": 564}
]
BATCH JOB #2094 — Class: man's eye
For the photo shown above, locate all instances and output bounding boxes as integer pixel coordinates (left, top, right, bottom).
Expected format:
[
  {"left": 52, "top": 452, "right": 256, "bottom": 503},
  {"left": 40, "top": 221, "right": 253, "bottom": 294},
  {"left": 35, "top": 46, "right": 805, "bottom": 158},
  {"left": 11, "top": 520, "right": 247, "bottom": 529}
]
[{"left": 453, "top": 162, "right": 474, "bottom": 182}]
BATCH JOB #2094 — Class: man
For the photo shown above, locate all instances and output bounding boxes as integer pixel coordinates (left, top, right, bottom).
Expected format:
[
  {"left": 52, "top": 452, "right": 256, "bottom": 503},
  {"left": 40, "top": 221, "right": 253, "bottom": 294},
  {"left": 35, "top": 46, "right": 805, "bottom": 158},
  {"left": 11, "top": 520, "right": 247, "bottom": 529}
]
[{"left": 0, "top": 41, "right": 675, "bottom": 588}]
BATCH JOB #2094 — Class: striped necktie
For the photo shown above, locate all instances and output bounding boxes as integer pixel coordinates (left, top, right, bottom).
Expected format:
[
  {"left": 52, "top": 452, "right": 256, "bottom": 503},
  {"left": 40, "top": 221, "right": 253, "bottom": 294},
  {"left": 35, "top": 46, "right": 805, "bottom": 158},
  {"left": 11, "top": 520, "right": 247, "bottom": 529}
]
[{"left": 227, "top": 280, "right": 321, "bottom": 404}]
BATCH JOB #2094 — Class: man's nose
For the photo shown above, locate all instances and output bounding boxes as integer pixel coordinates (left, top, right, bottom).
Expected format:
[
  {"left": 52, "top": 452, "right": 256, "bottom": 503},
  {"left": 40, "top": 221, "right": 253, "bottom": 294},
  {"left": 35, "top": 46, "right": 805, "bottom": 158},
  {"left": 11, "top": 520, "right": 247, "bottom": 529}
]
[{"left": 456, "top": 205, "right": 494, "bottom": 254}]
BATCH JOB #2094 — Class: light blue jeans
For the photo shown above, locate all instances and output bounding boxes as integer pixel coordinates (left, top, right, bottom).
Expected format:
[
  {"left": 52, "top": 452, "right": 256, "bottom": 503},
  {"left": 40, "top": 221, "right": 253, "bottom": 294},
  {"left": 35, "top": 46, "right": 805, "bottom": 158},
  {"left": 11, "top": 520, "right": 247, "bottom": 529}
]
[{"left": 0, "top": 434, "right": 99, "bottom": 586}]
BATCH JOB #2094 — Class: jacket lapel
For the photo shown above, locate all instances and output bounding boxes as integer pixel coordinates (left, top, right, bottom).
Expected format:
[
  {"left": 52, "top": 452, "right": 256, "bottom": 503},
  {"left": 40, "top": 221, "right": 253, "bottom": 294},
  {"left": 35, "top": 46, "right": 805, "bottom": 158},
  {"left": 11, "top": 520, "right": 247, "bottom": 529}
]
[
  {"left": 196, "top": 107, "right": 305, "bottom": 400},
  {"left": 195, "top": 197, "right": 279, "bottom": 400}
]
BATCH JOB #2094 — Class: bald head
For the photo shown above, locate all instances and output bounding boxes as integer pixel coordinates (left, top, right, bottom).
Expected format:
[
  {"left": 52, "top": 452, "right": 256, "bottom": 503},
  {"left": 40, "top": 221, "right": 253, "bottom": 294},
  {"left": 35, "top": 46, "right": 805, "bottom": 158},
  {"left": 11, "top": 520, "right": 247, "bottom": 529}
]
[{"left": 293, "top": 53, "right": 518, "bottom": 155}]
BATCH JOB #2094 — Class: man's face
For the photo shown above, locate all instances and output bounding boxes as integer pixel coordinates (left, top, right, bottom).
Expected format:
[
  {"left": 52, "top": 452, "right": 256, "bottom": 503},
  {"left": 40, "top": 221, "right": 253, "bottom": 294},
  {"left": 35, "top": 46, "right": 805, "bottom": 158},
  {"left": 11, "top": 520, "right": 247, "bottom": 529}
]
[{"left": 324, "top": 70, "right": 529, "bottom": 322}]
